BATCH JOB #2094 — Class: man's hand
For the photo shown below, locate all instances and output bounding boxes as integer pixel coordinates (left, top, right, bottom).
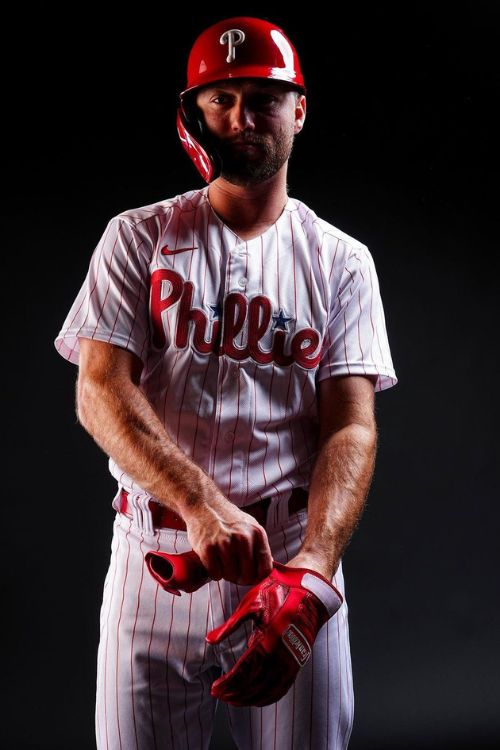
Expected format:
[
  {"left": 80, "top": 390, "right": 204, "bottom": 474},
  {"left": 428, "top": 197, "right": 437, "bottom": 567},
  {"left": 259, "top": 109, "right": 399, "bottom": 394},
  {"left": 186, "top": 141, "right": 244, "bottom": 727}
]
[{"left": 184, "top": 498, "right": 274, "bottom": 585}]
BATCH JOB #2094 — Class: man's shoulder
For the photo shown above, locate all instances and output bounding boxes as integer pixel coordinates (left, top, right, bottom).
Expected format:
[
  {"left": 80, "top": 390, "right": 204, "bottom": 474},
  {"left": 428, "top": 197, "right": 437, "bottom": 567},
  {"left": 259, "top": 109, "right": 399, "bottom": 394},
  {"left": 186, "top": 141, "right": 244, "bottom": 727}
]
[
  {"left": 288, "top": 196, "right": 368, "bottom": 252},
  {"left": 110, "top": 186, "right": 208, "bottom": 229}
]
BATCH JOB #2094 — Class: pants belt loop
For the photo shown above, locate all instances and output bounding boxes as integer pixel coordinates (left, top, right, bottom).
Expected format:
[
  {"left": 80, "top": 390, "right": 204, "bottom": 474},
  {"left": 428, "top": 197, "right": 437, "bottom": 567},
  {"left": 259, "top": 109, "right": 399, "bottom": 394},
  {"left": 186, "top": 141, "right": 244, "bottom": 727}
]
[
  {"left": 265, "top": 493, "right": 291, "bottom": 528},
  {"left": 126, "top": 491, "right": 155, "bottom": 534},
  {"left": 138, "top": 494, "right": 154, "bottom": 535}
]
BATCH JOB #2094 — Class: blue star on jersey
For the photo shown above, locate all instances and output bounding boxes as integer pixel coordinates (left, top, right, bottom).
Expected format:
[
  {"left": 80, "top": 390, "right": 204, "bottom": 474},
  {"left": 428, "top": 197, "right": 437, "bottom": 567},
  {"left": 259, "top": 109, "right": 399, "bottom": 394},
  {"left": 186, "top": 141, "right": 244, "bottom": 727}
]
[
  {"left": 209, "top": 302, "right": 223, "bottom": 319},
  {"left": 272, "top": 308, "right": 293, "bottom": 331}
]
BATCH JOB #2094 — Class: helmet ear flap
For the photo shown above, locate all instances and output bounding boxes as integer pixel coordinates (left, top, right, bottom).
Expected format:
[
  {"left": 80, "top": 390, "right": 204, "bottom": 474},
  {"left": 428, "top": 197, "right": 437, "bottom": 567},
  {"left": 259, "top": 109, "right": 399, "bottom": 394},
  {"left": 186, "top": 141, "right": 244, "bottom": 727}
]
[
  {"left": 179, "top": 94, "right": 205, "bottom": 141},
  {"left": 176, "top": 96, "right": 222, "bottom": 184}
]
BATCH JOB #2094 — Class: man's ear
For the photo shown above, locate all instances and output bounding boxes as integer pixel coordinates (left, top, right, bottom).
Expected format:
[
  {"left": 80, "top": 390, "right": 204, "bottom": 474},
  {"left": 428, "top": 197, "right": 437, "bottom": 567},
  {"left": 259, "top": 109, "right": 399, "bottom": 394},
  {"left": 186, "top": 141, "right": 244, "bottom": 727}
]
[{"left": 294, "top": 94, "right": 306, "bottom": 135}]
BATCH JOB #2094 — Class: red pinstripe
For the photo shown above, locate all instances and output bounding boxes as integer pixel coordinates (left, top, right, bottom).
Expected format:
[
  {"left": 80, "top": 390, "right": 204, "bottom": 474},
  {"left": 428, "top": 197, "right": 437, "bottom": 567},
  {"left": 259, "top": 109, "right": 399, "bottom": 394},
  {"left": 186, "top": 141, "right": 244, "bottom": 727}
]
[
  {"left": 180, "top": 592, "right": 194, "bottom": 748},
  {"left": 273, "top": 225, "right": 287, "bottom": 488},
  {"left": 161, "top": 348, "right": 182, "bottom": 428},
  {"left": 109, "top": 225, "right": 145, "bottom": 346},
  {"left": 241, "top": 239, "right": 249, "bottom": 347},
  {"left": 146, "top": 546, "right": 160, "bottom": 750},
  {"left": 195, "top": 593, "right": 213, "bottom": 748},
  {"left": 261, "top": 363, "right": 276, "bottom": 487},
  {"left": 102, "top": 520, "right": 120, "bottom": 750},
  {"left": 297, "top": 368, "right": 315, "bottom": 464},
  {"left": 323, "top": 236, "right": 341, "bottom": 379},
  {"left": 165, "top": 591, "right": 176, "bottom": 748},
  {"left": 368, "top": 260, "right": 376, "bottom": 363},
  {"left": 284, "top": 365, "right": 303, "bottom": 486},
  {"left": 92, "top": 230, "right": 123, "bottom": 338},
  {"left": 342, "top": 267, "right": 355, "bottom": 373},
  {"left": 227, "top": 366, "right": 242, "bottom": 498},
  {"left": 275, "top": 223, "right": 280, "bottom": 310},
  {"left": 308, "top": 251, "right": 314, "bottom": 327},
  {"left": 245, "top": 362, "right": 259, "bottom": 497},
  {"left": 188, "top": 218, "right": 213, "bottom": 458},
  {"left": 369, "top": 260, "right": 387, "bottom": 369},
  {"left": 130, "top": 530, "right": 146, "bottom": 749},
  {"left": 172, "top": 206, "right": 183, "bottom": 265},
  {"left": 211, "top": 357, "right": 228, "bottom": 481},
  {"left": 191, "top": 356, "right": 214, "bottom": 460},
  {"left": 290, "top": 214, "right": 298, "bottom": 315},
  {"left": 287, "top": 217, "right": 308, "bottom": 484},
  {"left": 356, "top": 287, "right": 367, "bottom": 373},
  {"left": 317, "top": 238, "right": 333, "bottom": 373},
  {"left": 115, "top": 517, "right": 133, "bottom": 750},
  {"left": 166, "top": 527, "right": 183, "bottom": 749},
  {"left": 260, "top": 234, "right": 264, "bottom": 291},
  {"left": 175, "top": 349, "right": 195, "bottom": 442},
  {"left": 292, "top": 511, "right": 304, "bottom": 747},
  {"left": 80, "top": 225, "right": 115, "bottom": 332}
]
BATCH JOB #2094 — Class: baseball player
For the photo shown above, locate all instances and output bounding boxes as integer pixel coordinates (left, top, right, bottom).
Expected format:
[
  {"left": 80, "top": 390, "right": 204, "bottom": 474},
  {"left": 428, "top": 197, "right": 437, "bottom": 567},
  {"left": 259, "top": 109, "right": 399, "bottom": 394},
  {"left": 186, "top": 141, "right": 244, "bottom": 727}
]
[{"left": 54, "top": 16, "right": 398, "bottom": 750}]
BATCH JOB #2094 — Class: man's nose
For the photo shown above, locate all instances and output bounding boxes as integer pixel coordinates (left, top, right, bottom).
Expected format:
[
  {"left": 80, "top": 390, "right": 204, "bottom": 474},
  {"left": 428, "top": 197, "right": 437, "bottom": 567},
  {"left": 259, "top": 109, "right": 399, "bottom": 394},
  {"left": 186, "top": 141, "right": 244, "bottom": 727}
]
[{"left": 229, "top": 100, "right": 255, "bottom": 131}]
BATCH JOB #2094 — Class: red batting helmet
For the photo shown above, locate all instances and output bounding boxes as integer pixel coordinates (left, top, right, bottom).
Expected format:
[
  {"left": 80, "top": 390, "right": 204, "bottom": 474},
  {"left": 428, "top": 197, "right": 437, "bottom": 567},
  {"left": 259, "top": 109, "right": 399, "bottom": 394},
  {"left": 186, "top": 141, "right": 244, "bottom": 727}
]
[{"left": 177, "top": 17, "right": 306, "bottom": 183}]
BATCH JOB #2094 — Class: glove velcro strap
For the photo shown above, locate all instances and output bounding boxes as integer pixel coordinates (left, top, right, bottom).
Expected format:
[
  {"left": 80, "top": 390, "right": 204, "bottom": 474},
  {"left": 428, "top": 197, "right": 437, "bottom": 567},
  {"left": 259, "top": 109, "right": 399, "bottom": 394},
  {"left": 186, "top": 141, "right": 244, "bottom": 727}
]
[{"left": 300, "top": 572, "right": 343, "bottom": 618}]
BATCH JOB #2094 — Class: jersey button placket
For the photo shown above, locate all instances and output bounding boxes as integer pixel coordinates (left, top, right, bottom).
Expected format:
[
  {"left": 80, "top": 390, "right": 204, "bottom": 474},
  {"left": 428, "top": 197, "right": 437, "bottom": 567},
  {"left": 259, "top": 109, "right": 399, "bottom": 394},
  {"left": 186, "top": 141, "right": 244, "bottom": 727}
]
[{"left": 231, "top": 241, "right": 248, "bottom": 289}]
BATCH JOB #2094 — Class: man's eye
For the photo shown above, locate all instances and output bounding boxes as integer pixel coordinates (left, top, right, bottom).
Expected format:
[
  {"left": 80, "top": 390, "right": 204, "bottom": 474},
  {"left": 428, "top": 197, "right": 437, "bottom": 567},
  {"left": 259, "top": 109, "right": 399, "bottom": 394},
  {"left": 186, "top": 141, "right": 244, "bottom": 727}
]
[{"left": 256, "top": 96, "right": 282, "bottom": 110}]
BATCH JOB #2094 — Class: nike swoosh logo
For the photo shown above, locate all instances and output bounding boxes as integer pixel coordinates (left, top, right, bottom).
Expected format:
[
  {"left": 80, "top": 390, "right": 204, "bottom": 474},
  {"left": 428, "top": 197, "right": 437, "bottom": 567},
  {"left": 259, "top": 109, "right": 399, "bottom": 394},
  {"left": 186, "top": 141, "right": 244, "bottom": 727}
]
[{"left": 161, "top": 244, "right": 199, "bottom": 255}]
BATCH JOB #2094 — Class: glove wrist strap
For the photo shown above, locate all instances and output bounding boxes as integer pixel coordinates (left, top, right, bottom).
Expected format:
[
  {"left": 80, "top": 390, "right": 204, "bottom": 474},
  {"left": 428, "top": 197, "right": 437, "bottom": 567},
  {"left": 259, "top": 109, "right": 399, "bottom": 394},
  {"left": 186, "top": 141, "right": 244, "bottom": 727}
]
[{"left": 300, "top": 572, "right": 343, "bottom": 617}]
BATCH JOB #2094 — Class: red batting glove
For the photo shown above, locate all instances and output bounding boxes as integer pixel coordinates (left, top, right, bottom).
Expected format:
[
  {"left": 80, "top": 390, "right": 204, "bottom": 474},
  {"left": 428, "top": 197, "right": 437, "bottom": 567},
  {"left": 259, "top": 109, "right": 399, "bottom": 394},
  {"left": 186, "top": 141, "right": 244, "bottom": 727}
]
[
  {"left": 205, "top": 560, "right": 343, "bottom": 707},
  {"left": 145, "top": 550, "right": 211, "bottom": 595}
]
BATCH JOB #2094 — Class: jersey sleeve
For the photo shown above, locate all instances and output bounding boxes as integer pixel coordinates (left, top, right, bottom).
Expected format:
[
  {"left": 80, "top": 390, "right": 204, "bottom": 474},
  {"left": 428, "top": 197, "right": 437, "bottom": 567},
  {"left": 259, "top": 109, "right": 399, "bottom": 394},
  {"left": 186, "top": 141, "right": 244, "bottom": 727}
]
[
  {"left": 54, "top": 216, "right": 151, "bottom": 365},
  {"left": 316, "top": 244, "right": 398, "bottom": 392}
]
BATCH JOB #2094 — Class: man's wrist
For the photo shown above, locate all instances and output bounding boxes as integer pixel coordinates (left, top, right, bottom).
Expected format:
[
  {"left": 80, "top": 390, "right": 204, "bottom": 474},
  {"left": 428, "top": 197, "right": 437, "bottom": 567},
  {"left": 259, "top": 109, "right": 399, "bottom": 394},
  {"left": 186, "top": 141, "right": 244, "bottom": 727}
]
[
  {"left": 174, "top": 474, "right": 228, "bottom": 520},
  {"left": 286, "top": 551, "right": 339, "bottom": 580}
]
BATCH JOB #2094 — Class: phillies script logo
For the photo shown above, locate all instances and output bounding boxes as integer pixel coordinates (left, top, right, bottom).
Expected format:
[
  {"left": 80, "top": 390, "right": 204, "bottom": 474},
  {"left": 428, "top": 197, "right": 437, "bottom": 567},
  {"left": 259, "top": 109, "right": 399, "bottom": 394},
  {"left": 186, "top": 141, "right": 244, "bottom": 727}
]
[{"left": 150, "top": 269, "right": 322, "bottom": 369}]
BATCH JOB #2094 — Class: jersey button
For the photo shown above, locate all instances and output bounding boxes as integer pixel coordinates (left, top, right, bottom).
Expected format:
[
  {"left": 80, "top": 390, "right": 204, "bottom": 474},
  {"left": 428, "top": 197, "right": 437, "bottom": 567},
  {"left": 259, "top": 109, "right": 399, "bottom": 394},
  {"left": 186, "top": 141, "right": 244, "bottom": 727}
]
[
  {"left": 238, "top": 277, "right": 248, "bottom": 288},
  {"left": 224, "top": 431, "right": 235, "bottom": 443}
]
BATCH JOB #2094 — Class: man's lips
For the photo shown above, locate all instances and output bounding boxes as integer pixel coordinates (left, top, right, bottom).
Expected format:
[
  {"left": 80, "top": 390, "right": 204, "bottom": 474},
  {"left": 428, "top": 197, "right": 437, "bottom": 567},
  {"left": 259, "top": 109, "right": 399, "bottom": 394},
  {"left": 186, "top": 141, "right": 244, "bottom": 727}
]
[
  {"left": 230, "top": 141, "right": 263, "bottom": 151},
  {"left": 230, "top": 139, "right": 263, "bottom": 147}
]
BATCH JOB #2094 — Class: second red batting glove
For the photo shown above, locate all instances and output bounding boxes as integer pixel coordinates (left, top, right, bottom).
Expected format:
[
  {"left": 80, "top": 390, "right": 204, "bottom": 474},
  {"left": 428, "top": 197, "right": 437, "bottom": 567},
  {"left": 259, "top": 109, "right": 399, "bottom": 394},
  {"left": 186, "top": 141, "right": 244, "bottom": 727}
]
[{"left": 205, "top": 560, "right": 343, "bottom": 707}]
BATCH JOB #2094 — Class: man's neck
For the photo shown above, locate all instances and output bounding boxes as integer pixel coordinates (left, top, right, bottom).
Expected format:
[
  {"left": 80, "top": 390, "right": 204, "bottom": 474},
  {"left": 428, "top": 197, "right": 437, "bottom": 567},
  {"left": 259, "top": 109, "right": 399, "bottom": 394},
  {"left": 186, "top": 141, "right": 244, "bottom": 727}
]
[{"left": 207, "top": 168, "right": 289, "bottom": 241}]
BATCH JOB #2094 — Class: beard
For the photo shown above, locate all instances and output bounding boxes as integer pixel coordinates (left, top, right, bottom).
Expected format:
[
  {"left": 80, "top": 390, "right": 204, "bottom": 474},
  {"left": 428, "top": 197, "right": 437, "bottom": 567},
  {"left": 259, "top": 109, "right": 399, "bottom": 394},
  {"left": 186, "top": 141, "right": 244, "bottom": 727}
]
[{"left": 209, "top": 127, "right": 295, "bottom": 186}]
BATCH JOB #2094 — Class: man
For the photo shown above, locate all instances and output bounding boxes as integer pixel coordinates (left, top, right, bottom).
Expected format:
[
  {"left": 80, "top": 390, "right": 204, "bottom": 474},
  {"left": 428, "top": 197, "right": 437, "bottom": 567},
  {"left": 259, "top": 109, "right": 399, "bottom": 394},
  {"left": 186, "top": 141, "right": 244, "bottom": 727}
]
[{"left": 54, "top": 16, "right": 398, "bottom": 750}]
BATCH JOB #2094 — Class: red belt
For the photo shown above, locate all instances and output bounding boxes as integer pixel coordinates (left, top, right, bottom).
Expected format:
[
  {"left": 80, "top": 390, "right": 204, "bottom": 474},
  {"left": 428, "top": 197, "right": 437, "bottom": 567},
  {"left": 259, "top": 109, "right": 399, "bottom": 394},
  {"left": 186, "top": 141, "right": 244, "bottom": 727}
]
[{"left": 119, "top": 486, "right": 308, "bottom": 530}]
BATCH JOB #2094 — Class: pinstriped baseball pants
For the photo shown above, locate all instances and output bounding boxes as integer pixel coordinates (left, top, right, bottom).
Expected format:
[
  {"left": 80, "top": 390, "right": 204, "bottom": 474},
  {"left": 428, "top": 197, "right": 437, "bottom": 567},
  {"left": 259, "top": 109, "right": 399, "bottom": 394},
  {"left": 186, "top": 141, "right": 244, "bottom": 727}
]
[{"left": 95, "top": 494, "right": 354, "bottom": 749}]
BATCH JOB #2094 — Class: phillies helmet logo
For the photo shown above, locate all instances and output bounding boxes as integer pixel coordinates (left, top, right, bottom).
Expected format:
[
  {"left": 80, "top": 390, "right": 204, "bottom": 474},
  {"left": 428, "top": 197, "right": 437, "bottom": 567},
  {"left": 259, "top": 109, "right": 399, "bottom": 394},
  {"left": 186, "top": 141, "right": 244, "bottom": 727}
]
[{"left": 220, "top": 28, "right": 246, "bottom": 63}]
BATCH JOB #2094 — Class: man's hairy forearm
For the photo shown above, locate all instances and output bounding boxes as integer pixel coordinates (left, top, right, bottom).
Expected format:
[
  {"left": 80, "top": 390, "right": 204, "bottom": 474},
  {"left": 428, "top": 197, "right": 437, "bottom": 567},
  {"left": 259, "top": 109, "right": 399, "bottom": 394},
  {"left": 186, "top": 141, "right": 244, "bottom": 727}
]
[
  {"left": 298, "top": 423, "right": 377, "bottom": 576},
  {"left": 76, "top": 372, "right": 224, "bottom": 518}
]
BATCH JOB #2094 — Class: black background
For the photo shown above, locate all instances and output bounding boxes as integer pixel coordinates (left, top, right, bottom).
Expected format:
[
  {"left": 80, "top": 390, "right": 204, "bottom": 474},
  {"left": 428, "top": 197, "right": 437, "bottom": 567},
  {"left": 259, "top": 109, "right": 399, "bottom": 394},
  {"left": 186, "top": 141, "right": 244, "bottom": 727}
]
[{"left": 3, "top": 3, "right": 499, "bottom": 748}]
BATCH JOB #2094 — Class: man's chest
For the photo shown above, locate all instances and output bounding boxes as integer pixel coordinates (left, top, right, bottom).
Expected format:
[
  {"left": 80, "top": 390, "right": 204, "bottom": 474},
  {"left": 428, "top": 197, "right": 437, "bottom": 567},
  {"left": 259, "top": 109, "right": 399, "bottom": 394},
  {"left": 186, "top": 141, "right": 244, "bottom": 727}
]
[{"left": 148, "top": 229, "right": 332, "bottom": 372}]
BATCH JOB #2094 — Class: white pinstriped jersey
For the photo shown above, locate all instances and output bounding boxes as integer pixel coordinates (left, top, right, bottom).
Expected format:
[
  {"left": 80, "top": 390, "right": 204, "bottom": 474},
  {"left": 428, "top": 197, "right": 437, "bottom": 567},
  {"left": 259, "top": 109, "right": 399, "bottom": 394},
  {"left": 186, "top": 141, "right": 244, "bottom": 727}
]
[{"left": 54, "top": 185, "right": 398, "bottom": 507}]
